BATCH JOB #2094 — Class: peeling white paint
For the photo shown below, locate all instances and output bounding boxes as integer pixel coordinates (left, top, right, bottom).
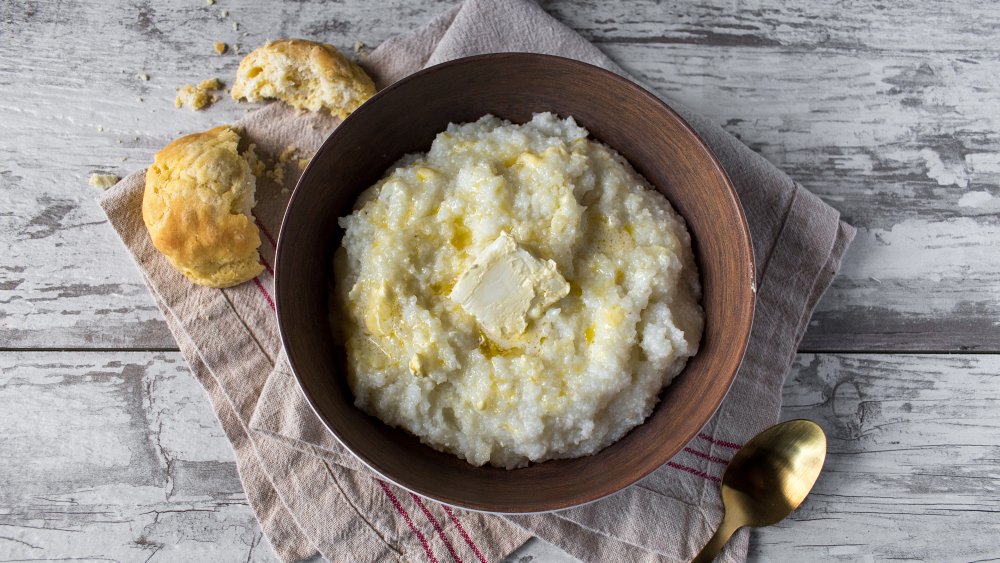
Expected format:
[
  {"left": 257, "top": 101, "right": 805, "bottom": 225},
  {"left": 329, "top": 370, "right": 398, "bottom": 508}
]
[
  {"left": 958, "top": 190, "right": 994, "bottom": 207},
  {"left": 920, "top": 147, "right": 969, "bottom": 188},
  {"left": 823, "top": 218, "right": 1000, "bottom": 317}
]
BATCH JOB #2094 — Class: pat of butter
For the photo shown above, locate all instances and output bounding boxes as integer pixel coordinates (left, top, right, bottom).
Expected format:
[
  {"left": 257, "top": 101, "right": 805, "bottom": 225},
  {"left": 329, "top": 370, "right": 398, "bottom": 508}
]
[{"left": 450, "top": 232, "right": 569, "bottom": 343}]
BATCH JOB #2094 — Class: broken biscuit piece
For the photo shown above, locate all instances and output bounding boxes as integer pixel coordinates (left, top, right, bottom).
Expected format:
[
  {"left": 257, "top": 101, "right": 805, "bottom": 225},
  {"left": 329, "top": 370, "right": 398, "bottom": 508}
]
[
  {"left": 175, "top": 78, "right": 223, "bottom": 111},
  {"left": 142, "top": 125, "right": 264, "bottom": 288},
  {"left": 230, "top": 39, "right": 375, "bottom": 119}
]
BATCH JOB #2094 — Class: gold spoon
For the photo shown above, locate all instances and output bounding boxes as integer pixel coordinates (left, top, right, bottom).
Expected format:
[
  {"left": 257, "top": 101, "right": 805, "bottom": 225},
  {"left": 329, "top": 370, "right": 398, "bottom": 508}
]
[{"left": 691, "top": 419, "right": 827, "bottom": 563}]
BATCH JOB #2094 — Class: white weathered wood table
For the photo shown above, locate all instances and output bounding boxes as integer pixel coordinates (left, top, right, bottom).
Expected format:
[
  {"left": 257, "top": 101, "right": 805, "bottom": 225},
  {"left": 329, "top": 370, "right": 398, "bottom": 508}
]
[{"left": 2, "top": 0, "right": 998, "bottom": 561}]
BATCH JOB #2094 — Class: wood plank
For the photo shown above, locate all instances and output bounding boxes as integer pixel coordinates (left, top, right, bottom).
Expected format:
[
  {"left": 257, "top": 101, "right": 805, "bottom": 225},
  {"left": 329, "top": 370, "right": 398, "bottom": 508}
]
[
  {"left": 542, "top": 0, "right": 1000, "bottom": 53},
  {"left": 752, "top": 352, "right": 1000, "bottom": 561},
  {"left": 2, "top": 351, "right": 997, "bottom": 561},
  {"left": 0, "top": 351, "right": 277, "bottom": 562},
  {"left": 1, "top": 0, "right": 997, "bottom": 350},
  {"left": 607, "top": 42, "right": 1000, "bottom": 352}
]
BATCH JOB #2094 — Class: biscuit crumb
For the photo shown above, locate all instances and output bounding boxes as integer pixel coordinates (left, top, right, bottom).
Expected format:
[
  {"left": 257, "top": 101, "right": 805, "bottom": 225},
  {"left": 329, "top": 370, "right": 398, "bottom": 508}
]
[
  {"left": 232, "top": 21, "right": 239, "bottom": 31},
  {"left": 137, "top": 73, "right": 150, "bottom": 81},
  {"left": 175, "top": 78, "right": 223, "bottom": 111},
  {"left": 297, "top": 158, "right": 310, "bottom": 170},
  {"left": 221, "top": 9, "right": 229, "bottom": 17},
  {"left": 267, "top": 145, "right": 299, "bottom": 184},
  {"left": 206, "top": 0, "right": 214, "bottom": 5},
  {"left": 241, "top": 145, "right": 302, "bottom": 185},
  {"left": 97, "top": 125, "right": 104, "bottom": 132},
  {"left": 89, "top": 173, "right": 119, "bottom": 190},
  {"left": 353, "top": 40, "right": 366, "bottom": 57},
  {"left": 121, "top": 156, "right": 128, "bottom": 162},
  {"left": 138, "top": 96, "right": 144, "bottom": 102},
  {"left": 214, "top": 41, "right": 228, "bottom": 54}
]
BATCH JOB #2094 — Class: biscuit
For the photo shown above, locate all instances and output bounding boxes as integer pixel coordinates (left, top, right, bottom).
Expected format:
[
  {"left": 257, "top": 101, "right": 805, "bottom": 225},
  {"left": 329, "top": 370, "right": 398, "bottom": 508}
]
[
  {"left": 142, "top": 125, "right": 264, "bottom": 288},
  {"left": 230, "top": 39, "right": 375, "bottom": 119}
]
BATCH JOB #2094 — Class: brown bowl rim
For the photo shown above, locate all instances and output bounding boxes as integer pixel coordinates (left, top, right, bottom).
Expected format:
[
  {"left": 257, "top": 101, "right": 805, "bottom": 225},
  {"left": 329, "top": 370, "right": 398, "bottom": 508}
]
[{"left": 275, "top": 53, "right": 755, "bottom": 513}]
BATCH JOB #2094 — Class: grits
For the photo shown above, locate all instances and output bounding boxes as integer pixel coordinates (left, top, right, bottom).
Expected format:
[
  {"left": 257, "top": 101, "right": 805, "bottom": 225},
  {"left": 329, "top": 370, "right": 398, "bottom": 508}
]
[{"left": 334, "top": 113, "right": 703, "bottom": 469}]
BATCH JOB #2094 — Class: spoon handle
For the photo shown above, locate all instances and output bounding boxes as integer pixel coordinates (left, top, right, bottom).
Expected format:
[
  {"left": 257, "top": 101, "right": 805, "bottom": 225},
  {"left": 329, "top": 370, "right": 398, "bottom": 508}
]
[{"left": 691, "top": 511, "right": 741, "bottom": 563}]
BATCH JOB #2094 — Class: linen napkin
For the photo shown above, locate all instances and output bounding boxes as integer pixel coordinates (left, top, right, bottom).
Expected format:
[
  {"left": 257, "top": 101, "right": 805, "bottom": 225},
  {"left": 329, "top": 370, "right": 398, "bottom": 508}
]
[{"left": 99, "top": 0, "right": 855, "bottom": 561}]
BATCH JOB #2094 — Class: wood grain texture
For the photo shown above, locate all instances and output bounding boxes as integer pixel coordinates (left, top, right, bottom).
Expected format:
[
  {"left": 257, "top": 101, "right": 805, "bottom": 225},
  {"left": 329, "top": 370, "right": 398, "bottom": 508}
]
[
  {"left": 751, "top": 352, "right": 1000, "bottom": 561},
  {"left": 609, "top": 43, "right": 1000, "bottom": 352},
  {"left": 3, "top": 352, "right": 997, "bottom": 562},
  {"left": 0, "top": 352, "right": 277, "bottom": 562},
  {"left": 1, "top": 0, "right": 997, "bottom": 351}
]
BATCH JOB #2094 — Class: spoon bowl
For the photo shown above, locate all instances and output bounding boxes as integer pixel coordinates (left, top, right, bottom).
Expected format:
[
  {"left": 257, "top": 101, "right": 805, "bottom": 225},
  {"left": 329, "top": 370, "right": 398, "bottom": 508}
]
[{"left": 693, "top": 419, "right": 827, "bottom": 562}]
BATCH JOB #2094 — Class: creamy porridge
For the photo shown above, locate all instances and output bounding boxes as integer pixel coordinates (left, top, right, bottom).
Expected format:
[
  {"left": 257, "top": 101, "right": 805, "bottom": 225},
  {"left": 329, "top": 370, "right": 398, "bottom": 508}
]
[{"left": 334, "top": 113, "right": 703, "bottom": 469}]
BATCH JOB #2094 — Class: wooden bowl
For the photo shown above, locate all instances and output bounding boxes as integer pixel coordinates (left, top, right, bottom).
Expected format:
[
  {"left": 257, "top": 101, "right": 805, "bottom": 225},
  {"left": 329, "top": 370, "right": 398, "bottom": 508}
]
[{"left": 275, "top": 53, "right": 755, "bottom": 513}]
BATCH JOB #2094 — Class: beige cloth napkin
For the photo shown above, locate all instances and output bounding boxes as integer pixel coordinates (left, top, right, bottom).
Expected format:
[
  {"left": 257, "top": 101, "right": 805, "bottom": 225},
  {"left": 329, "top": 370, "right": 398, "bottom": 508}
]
[{"left": 99, "top": 0, "right": 855, "bottom": 561}]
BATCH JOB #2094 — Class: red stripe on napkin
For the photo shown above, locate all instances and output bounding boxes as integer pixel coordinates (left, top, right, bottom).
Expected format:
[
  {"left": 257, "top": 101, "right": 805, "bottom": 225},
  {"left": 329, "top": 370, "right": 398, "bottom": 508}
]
[
  {"left": 443, "top": 506, "right": 487, "bottom": 563},
  {"left": 667, "top": 461, "right": 721, "bottom": 483},
  {"left": 683, "top": 447, "right": 730, "bottom": 466},
  {"left": 697, "top": 433, "right": 743, "bottom": 450},
  {"left": 256, "top": 217, "right": 278, "bottom": 249},
  {"left": 410, "top": 493, "right": 463, "bottom": 562},
  {"left": 253, "top": 278, "right": 275, "bottom": 311},
  {"left": 379, "top": 480, "right": 438, "bottom": 563}
]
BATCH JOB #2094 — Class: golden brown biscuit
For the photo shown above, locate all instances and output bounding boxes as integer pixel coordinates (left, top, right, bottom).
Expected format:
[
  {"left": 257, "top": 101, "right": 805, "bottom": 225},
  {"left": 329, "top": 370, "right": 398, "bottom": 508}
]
[
  {"left": 142, "top": 125, "right": 264, "bottom": 288},
  {"left": 230, "top": 39, "right": 375, "bottom": 119}
]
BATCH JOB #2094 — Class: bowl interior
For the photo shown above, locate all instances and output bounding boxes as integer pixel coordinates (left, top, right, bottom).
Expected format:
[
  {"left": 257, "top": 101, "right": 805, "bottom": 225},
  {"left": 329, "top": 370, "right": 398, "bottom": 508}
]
[{"left": 275, "top": 53, "right": 754, "bottom": 513}]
